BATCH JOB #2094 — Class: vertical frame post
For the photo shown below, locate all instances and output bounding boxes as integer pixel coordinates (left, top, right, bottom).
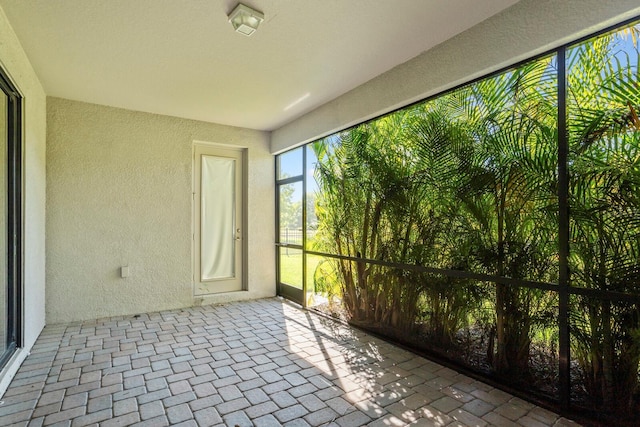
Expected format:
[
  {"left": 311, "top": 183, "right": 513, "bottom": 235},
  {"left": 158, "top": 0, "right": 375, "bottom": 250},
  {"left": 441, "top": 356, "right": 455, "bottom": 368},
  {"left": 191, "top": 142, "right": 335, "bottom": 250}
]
[
  {"left": 274, "top": 157, "right": 281, "bottom": 296},
  {"left": 302, "top": 147, "right": 308, "bottom": 307},
  {"left": 557, "top": 46, "right": 571, "bottom": 411}
]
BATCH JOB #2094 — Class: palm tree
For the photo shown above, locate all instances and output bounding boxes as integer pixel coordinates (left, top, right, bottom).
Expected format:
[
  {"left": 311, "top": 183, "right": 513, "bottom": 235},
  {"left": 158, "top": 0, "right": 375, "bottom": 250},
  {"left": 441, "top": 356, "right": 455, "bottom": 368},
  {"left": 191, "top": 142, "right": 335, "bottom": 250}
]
[
  {"left": 421, "top": 57, "right": 559, "bottom": 376},
  {"left": 307, "top": 20, "right": 640, "bottom": 415},
  {"left": 567, "top": 26, "right": 640, "bottom": 413},
  {"left": 311, "top": 111, "right": 449, "bottom": 331},
  {"left": 312, "top": 54, "right": 560, "bottom": 374}
]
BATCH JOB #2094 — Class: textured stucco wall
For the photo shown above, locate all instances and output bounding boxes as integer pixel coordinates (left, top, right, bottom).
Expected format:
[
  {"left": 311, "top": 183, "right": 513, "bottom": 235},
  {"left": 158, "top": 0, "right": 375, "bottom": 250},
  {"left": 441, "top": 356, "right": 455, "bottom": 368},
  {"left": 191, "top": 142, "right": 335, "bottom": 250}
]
[
  {"left": 46, "top": 98, "right": 274, "bottom": 324},
  {"left": 0, "top": 6, "right": 47, "bottom": 394},
  {"left": 271, "top": 0, "right": 640, "bottom": 152}
]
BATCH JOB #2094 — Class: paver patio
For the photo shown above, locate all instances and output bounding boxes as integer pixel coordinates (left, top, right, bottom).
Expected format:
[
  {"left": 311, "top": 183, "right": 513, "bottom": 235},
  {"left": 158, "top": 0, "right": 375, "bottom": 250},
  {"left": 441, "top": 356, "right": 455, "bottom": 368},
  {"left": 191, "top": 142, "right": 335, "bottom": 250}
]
[{"left": 0, "top": 298, "right": 579, "bottom": 426}]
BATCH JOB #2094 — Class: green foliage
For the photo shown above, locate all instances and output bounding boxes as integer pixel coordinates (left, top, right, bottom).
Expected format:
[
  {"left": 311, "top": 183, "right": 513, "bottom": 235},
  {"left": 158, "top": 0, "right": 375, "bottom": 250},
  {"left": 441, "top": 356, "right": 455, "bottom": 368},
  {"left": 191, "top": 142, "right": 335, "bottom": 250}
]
[
  {"left": 566, "top": 26, "right": 640, "bottom": 414},
  {"left": 301, "top": 20, "right": 640, "bottom": 416}
]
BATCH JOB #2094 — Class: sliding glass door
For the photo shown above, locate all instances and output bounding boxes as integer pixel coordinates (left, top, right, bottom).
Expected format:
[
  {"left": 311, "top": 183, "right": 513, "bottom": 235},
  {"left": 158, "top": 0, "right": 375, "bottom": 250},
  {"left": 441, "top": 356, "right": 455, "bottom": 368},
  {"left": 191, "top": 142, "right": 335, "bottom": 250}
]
[{"left": 0, "top": 67, "right": 21, "bottom": 369}]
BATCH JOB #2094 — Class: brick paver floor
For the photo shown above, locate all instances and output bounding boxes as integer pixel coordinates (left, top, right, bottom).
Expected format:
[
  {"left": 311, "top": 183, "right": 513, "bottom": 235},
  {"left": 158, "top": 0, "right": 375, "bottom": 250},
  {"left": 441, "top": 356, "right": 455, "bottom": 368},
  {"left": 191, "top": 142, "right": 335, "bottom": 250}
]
[{"left": 0, "top": 298, "right": 580, "bottom": 426}]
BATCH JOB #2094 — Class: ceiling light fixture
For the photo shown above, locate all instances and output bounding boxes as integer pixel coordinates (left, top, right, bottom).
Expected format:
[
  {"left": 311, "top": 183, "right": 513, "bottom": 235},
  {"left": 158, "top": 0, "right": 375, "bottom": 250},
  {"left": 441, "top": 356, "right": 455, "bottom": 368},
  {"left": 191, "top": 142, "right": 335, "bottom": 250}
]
[{"left": 228, "top": 3, "right": 264, "bottom": 36}]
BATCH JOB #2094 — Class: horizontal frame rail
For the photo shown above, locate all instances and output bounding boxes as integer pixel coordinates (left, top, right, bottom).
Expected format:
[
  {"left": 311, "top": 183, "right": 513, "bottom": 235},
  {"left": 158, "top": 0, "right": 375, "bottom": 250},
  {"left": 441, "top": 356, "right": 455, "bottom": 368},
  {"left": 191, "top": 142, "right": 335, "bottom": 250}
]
[{"left": 305, "top": 250, "right": 640, "bottom": 303}]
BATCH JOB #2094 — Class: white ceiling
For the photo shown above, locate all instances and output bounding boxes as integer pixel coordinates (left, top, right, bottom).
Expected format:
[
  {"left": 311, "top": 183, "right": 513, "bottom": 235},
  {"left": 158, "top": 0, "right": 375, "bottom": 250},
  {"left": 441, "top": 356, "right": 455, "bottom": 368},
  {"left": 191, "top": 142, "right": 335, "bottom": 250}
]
[{"left": 0, "top": 0, "right": 519, "bottom": 131}]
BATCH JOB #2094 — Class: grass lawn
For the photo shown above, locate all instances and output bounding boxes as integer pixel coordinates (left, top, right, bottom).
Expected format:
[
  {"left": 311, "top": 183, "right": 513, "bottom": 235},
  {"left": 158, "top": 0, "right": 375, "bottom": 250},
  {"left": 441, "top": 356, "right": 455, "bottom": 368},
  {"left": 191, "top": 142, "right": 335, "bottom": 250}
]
[{"left": 278, "top": 251, "right": 321, "bottom": 291}]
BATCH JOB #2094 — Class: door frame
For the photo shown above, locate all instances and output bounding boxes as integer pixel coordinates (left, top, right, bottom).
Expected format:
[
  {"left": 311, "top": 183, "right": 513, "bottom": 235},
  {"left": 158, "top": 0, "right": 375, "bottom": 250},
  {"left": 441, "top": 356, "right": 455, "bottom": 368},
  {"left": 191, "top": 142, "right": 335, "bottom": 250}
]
[
  {"left": 192, "top": 141, "right": 248, "bottom": 295},
  {"left": 0, "top": 63, "right": 22, "bottom": 370},
  {"left": 275, "top": 149, "right": 306, "bottom": 306}
]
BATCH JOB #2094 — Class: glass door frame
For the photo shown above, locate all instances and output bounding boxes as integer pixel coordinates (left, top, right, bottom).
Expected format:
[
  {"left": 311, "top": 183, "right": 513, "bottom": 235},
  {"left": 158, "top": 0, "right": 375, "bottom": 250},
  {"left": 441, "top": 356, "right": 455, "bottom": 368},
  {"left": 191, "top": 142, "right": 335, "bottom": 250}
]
[
  {"left": 192, "top": 143, "right": 247, "bottom": 295},
  {"left": 0, "top": 65, "right": 22, "bottom": 370},
  {"left": 275, "top": 148, "right": 306, "bottom": 305}
]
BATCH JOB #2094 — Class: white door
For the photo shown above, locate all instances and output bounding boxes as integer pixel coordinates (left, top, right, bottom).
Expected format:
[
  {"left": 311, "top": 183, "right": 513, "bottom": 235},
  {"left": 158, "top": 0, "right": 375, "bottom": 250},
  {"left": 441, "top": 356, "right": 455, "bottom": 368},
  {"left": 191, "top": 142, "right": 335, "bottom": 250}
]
[{"left": 193, "top": 144, "right": 244, "bottom": 295}]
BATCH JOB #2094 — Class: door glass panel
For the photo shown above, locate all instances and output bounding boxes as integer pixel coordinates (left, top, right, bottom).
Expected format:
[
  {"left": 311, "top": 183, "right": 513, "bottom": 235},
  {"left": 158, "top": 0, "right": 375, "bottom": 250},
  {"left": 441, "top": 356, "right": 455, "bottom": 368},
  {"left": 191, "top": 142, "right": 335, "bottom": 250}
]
[
  {"left": 306, "top": 145, "right": 319, "bottom": 250},
  {"left": 277, "top": 147, "right": 303, "bottom": 179},
  {"left": 0, "top": 92, "right": 6, "bottom": 352},
  {"left": 201, "top": 155, "right": 235, "bottom": 281},
  {"left": 279, "top": 247, "right": 302, "bottom": 289},
  {"left": 278, "top": 181, "right": 302, "bottom": 245}
]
